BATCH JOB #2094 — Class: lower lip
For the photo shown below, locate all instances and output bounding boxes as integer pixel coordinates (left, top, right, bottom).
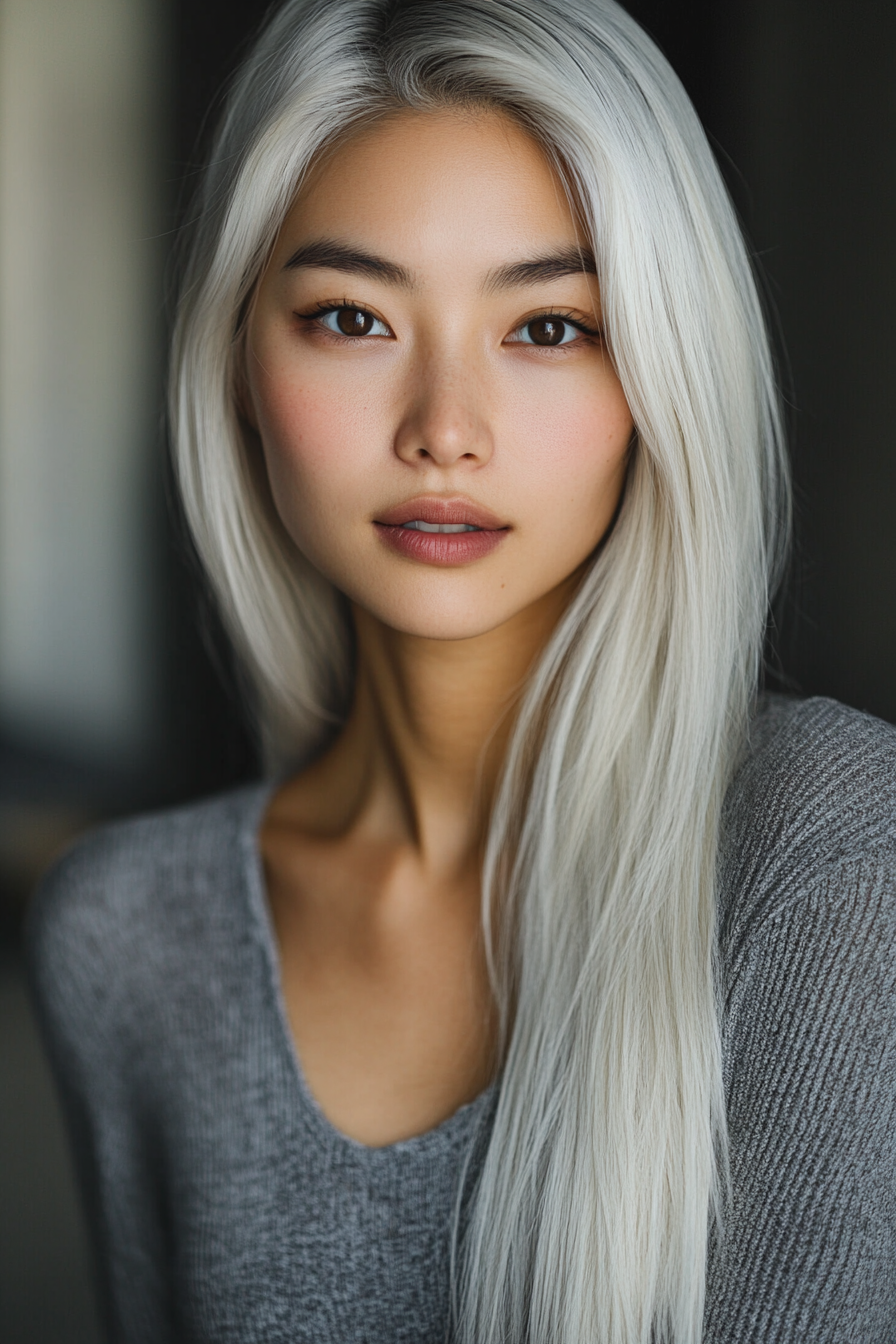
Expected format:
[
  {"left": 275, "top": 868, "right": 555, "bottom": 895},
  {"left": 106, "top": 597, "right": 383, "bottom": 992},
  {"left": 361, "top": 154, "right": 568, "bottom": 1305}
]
[{"left": 374, "top": 523, "right": 508, "bottom": 565}]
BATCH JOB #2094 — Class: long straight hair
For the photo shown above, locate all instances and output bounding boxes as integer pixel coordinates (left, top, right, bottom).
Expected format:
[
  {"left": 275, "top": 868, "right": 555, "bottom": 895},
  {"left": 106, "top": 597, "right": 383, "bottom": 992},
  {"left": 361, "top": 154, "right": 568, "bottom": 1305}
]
[{"left": 170, "top": 2, "right": 789, "bottom": 1339}]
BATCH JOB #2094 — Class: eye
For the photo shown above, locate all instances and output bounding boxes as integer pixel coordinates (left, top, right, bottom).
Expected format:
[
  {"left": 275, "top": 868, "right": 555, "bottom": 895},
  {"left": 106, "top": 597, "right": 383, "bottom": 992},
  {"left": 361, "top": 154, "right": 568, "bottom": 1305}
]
[
  {"left": 317, "top": 306, "right": 391, "bottom": 338},
  {"left": 507, "top": 315, "right": 592, "bottom": 347}
]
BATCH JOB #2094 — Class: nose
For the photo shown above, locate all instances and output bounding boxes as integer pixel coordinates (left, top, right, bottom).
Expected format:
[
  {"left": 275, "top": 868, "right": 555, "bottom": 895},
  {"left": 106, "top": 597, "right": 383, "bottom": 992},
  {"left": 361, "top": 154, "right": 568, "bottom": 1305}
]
[{"left": 393, "top": 350, "right": 494, "bottom": 468}]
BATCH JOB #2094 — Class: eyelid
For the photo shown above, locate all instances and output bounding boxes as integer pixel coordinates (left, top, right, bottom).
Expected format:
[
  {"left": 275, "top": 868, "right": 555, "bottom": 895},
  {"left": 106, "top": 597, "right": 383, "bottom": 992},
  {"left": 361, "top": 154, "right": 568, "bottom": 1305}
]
[
  {"left": 294, "top": 301, "right": 601, "bottom": 344},
  {"left": 296, "top": 300, "right": 394, "bottom": 338},
  {"left": 505, "top": 310, "right": 602, "bottom": 345}
]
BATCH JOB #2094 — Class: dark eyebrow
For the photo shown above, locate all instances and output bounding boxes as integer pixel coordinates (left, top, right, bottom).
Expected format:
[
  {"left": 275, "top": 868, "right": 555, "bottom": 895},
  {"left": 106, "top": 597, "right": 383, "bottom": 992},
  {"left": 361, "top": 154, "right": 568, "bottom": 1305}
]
[
  {"left": 282, "top": 239, "right": 415, "bottom": 289},
  {"left": 485, "top": 246, "right": 597, "bottom": 292}
]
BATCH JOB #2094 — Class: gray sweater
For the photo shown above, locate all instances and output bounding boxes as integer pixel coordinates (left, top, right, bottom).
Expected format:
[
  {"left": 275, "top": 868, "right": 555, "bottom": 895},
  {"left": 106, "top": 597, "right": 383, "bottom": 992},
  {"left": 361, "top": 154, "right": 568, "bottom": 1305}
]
[{"left": 27, "top": 696, "right": 896, "bottom": 1342}]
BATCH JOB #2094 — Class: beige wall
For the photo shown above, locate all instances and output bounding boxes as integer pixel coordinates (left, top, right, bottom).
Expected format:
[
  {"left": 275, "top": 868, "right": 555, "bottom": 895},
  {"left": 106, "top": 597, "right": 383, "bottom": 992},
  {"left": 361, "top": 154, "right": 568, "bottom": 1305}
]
[{"left": 0, "top": 0, "right": 166, "bottom": 767}]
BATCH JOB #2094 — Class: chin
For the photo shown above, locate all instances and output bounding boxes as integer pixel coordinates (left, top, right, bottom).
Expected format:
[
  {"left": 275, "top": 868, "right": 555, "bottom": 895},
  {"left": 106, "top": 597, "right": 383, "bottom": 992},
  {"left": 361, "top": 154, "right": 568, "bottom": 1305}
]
[
  {"left": 366, "top": 604, "right": 516, "bottom": 643},
  {"left": 345, "top": 582, "right": 524, "bottom": 643}
]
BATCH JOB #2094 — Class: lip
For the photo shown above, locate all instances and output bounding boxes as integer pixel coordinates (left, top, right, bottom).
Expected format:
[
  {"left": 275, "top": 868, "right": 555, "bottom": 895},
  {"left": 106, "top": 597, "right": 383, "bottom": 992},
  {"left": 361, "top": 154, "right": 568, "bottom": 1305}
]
[
  {"left": 373, "top": 495, "right": 509, "bottom": 566},
  {"left": 374, "top": 496, "right": 507, "bottom": 530}
]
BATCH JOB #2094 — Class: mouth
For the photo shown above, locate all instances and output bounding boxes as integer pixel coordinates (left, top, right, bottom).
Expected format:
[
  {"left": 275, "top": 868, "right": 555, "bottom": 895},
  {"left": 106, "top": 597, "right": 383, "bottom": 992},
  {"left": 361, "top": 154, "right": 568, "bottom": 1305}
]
[
  {"left": 373, "top": 496, "right": 509, "bottom": 566},
  {"left": 374, "top": 496, "right": 507, "bottom": 531},
  {"left": 399, "top": 520, "right": 480, "bottom": 534}
]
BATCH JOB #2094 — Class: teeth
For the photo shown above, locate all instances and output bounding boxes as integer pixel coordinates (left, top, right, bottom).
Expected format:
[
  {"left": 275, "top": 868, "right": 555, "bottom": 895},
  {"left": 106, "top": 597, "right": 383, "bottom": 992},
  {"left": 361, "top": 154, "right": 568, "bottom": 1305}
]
[{"left": 401, "top": 521, "right": 480, "bottom": 533}]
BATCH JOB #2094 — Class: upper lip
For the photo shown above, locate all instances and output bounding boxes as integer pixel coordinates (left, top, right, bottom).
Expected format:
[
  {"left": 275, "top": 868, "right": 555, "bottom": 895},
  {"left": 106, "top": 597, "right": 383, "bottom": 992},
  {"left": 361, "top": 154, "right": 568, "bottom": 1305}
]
[{"left": 374, "top": 496, "right": 508, "bottom": 530}]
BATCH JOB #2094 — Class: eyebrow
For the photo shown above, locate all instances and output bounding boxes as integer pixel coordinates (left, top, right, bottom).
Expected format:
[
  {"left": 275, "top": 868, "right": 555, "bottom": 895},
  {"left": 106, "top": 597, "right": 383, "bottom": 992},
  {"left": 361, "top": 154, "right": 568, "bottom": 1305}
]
[
  {"left": 485, "top": 245, "right": 597, "bottom": 292},
  {"left": 281, "top": 238, "right": 597, "bottom": 292},
  {"left": 282, "top": 239, "right": 414, "bottom": 288}
]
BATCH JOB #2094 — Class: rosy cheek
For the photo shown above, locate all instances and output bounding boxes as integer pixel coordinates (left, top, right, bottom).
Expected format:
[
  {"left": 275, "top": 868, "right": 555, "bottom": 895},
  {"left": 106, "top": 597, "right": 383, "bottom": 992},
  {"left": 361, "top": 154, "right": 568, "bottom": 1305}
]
[
  {"left": 251, "top": 372, "right": 387, "bottom": 557},
  {"left": 256, "top": 382, "right": 348, "bottom": 482},
  {"left": 510, "top": 387, "right": 632, "bottom": 498}
]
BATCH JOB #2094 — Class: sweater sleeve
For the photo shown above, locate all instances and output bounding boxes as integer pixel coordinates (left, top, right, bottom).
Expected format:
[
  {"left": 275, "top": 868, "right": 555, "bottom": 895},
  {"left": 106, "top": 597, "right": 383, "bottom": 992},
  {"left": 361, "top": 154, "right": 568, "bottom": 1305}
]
[
  {"left": 704, "top": 848, "right": 896, "bottom": 1342},
  {"left": 26, "top": 832, "right": 176, "bottom": 1344}
]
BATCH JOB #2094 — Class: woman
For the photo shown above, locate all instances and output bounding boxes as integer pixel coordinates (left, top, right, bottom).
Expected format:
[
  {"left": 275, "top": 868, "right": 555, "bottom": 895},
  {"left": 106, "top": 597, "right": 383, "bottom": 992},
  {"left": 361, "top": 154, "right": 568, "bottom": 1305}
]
[{"left": 29, "top": 0, "right": 896, "bottom": 1341}]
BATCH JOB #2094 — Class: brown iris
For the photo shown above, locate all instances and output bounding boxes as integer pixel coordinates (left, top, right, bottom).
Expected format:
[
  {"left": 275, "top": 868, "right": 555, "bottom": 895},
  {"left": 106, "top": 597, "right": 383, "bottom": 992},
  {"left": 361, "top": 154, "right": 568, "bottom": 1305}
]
[
  {"left": 526, "top": 317, "right": 567, "bottom": 346},
  {"left": 336, "top": 308, "right": 376, "bottom": 336}
]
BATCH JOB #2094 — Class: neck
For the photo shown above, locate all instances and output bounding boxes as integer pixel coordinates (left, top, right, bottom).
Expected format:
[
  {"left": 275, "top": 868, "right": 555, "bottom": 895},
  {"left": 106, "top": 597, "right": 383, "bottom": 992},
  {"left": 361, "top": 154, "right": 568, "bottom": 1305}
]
[{"left": 314, "top": 579, "right": 576, "bottom": 877}]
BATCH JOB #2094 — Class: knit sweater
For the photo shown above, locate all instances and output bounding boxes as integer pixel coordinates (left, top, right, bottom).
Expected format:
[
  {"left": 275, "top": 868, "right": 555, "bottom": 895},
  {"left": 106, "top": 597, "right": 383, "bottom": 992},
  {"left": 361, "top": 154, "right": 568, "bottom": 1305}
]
[{"left": 27, "top": 696, "right": 896, "bottom": 1342}]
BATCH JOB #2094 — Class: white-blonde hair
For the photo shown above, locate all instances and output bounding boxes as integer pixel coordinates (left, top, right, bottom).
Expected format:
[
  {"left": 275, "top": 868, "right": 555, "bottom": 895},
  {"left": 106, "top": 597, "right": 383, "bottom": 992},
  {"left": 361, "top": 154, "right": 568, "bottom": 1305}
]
[{"left": 170, "top": 2, "right": 789, "bottom": 1340}]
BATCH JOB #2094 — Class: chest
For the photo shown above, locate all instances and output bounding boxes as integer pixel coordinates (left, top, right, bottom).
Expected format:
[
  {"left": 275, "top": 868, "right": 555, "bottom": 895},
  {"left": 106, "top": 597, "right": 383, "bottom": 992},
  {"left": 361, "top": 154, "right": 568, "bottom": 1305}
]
[
  {"left": 143, "top": 921, "right": 494, "bottom": 1344},
  {"left": 263, "top": 836, "right": 498, "bottom": 1147},
  {"left": 159, "top": 1082, "right": 474, "bottom": 1343}
]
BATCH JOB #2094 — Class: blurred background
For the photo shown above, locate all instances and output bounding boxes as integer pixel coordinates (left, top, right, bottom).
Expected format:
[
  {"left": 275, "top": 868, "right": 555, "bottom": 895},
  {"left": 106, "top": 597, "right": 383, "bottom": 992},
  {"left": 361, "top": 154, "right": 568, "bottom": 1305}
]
[{"left": 1, "top": 0, "right": 894, "bottom": 1338}]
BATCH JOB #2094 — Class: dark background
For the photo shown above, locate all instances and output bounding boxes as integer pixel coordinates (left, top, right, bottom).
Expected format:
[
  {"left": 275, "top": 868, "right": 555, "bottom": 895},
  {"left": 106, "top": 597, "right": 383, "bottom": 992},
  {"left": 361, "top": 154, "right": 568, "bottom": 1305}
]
[{"left": 2, "top": 1, "right": 894, "bottom": 1339}]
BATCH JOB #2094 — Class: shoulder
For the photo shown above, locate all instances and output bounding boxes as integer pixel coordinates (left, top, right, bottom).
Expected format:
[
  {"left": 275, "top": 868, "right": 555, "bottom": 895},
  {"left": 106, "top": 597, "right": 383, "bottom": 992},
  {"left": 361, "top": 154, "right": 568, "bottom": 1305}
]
[
  {"left": 728, "top": 692, "right": 896, "bottom": 854},
  {"left": 25, "top": 782, "right": 271, "bottom": 1054},
  {"left": 709, "top": 698, "right": 896, "bottom": 1334},
  {"left": 718, "top": 693, "right": 896, "bottom": 989}
]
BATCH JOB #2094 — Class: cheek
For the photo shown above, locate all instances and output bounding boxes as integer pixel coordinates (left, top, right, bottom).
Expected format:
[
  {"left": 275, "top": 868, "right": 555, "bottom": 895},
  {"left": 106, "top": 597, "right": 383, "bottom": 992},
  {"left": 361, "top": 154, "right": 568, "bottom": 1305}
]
[
  {"left": 251, "top": 366, "right": 384, "bottom": 533},
  {"left": 504, "top": 374, "right": 633, "bottom": 535}
]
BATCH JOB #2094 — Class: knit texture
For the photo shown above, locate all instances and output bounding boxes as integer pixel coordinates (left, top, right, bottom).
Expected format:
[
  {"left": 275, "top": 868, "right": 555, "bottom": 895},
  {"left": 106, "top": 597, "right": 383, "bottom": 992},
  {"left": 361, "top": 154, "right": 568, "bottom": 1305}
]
[{"left": 27, "top": 696, "right": 896, "bottom": 1342}]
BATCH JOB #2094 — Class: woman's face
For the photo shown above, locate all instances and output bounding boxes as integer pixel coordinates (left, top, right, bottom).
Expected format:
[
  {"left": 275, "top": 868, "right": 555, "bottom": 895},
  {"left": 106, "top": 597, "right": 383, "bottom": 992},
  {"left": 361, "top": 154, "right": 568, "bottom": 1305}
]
[{"left": 245, "top": 108, "right": 634, "bottom": 641}]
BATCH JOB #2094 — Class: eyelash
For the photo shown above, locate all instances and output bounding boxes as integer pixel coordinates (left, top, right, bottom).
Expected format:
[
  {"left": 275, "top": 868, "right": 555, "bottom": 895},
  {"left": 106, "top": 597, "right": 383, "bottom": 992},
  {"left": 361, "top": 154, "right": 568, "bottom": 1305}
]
[
  {"left": 508, "top": 310, "right": 602, "bottom": 346},
  {"left": 294, "top": 301, "right": 602, "bottom": 346},
  {"left": 296, "top": 300, "right": 392, "bottom": 339}
]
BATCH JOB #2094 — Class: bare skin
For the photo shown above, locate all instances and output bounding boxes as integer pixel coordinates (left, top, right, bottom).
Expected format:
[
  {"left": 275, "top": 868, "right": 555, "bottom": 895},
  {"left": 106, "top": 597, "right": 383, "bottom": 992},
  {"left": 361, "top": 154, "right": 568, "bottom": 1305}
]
[{"left": 248, "top": 108, "right": 634, "bottom": 1146}]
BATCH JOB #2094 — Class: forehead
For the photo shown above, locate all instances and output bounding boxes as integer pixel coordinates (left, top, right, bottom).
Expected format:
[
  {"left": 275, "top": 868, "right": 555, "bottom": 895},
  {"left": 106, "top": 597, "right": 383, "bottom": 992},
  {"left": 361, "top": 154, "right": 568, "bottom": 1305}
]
[{"left": 272, "top": 107, "right": 587, "bottom": 272}]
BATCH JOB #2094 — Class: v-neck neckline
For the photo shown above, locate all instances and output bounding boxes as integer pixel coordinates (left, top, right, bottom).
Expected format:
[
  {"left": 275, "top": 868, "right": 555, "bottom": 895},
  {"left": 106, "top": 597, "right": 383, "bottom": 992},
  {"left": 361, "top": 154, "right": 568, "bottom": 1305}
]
[{"left": 234, "top": 778, "right": 498, "bottom": 1159}]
